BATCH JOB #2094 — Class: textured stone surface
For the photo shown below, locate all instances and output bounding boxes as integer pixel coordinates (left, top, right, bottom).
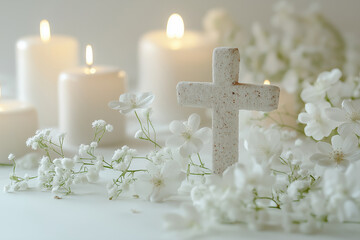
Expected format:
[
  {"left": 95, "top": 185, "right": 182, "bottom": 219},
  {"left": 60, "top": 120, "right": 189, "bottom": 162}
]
[{"left": 177, "top": 47, "right": 280, "bottom": 174}]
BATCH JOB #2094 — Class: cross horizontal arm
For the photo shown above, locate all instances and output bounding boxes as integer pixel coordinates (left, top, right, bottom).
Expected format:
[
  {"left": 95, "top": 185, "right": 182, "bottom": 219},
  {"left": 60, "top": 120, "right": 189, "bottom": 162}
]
[
  {"left": 211, "top": 83, "right": 280, "bottom": 111},
  {"left": 177, "top": 82, "right": 213, "bottom": 108}
]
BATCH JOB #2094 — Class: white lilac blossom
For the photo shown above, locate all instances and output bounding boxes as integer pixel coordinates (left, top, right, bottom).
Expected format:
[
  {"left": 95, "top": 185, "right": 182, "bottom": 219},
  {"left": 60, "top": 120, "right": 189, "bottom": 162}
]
[
  {"left": 298, "top": 102, "right": 338, "bottom": 140},
  {"left": 310, "top": 134, "right": 360, "bottom": 168},
  {"left": 326, "top": 99, "right": 360, "bottom": 136},
  {"left": 320, "top": 164, "right": 360, "bottom": 222},
  {"left": 166, "top": 113, "right": 212, "bottom": 157},
  {"left": 300, "top": 69, "right": 342, "bottom": 103},
  {"left": 108, "top": 92, "right": 154, "bottom": 114},
  {"left": 190, "top": 162, "right": 277, "bottom": 229},
  {"left": 243, "top": 127, "right": 283, "bottom": 166},
  {"left": 134, "top": 161, "right": 185, "bottom": 202}
]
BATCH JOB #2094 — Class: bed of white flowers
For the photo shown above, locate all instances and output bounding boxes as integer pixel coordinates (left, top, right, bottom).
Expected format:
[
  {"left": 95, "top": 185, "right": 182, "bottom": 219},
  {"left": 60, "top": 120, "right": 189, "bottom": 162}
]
[{"left": 4, "top": 0, "right": 360, "bottom": 236}]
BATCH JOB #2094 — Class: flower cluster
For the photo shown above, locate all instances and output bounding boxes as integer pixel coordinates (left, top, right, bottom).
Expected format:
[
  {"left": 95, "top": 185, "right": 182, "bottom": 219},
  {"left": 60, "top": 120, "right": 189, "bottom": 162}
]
[
  {"left": 6, "top": 92, "right": 212, "bottom": 205},
  {"left": 5, "top": 120, "right": 113, "bottom": 195}
]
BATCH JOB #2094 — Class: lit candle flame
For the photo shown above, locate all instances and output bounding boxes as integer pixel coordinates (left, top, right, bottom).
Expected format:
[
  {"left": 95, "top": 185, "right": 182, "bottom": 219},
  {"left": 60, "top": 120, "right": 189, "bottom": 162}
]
[
  {"left": 264, "top": 80, "right": 271, "bottom": 85},
  {"left": 166, "top": 13, "right": 184, "bottom": 39},
  {"left": 85, "top": 45, "right": 96, "bottom": 74},
  {"left": 40, "top": 19, "right": 51, "bottom": 42}
]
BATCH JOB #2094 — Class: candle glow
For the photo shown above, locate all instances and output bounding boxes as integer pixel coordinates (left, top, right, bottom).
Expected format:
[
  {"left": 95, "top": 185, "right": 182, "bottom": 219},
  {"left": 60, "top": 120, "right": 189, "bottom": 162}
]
[
  {"left": 40, "top": 19, "right": 51, "bottom": 42},
  {"left": 166, "top": 14, "right": 184, "bottom": 39},
  {"left": 85, "top": 45, "right": 96, "bottom": 74},
  {"left": 264, "top": 79, "right": 271, "bottom": 85}
]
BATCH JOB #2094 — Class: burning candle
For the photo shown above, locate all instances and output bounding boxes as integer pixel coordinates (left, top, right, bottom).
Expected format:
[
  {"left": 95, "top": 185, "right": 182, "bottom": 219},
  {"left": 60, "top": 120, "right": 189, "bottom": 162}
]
[
  {"left": 58, "top": 45, "right": 127, "bottom": 146},
  {"left": 138, "top": 13, "right": 214, "bottom": 124},
  {"left": 16, "top": 19, "right": 79, "bottom": 127}
]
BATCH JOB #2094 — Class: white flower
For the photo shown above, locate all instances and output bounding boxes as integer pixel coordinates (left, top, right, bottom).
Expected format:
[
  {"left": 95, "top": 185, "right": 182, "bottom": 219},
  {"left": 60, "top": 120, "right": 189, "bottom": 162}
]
[
  {"left": 320, "top": 164, "right": 360, "bottom": 222},
  {"left": 86, "top": 167, "right": 99, "bottom": 183},
  {"left": 298, "top": 102, "right": 338, "bottom": 140},
  {"left": 112, "top": 146, "right": 137, "bottom": 171},
  {"left": 78, "top": 144, "right": 89, "bottom": 156},
  {"left": 8, "top": 153, "right": 15, "bottom": 161},
  {"left": 61, "top": 158, "right": 75, "bottom": 169},
  {"left": 134, "top": 161, "right": 185, "bottom": 202},
  {"left": 90, "top": 141, "right": 98, "bottom": 148},
  {"left": 310, "top": 134, "right": 360, "bottom": 168},
  {"left": 244, "top": 127, "right": 282, "bottom": 165},
  {"left": 166, "top": 113, "right": 212, "bottom": 157},
  {"left": 326, "top": 99, "right": 360, "bottom": 136},
  {"left": 109, "top": 92, "right": 154, "bottom": 114},
  {"left": 105, "top": 124, "right": 114, "bottom": 132},
  {"left": 300, "top": 69, "right": 342, "bottom": 103},
  {"left": 92, "top": 120, "right": 106, "bottom": 128},
  {"left": 26, "top": 128, "right": 52, "bottom": 150}
]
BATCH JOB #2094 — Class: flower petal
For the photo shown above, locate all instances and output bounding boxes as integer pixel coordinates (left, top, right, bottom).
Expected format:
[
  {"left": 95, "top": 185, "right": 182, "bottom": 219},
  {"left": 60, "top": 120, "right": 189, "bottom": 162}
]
[
  {"left": 310, "top": 153, "right": 333, "bottom": 166},
  {"left": 325, "top": 108, "right": 347, "bottom": 122},
  {"left": 108, "top": 101, "right": 120, "bottom": 109},
  {"left": 317, "top": 142, "right": 332, "bottom": 154},
  {"left": 331, "top": 135, "right": 343, "bottom": 149},
  {"left": 169, "top": 120, "right": 186, "bottom": 134},
  {"left": 343, "top": 134, "right": 358, "bottom": 153},
  {"left": 187, "top": 113, "right": 201, "bottom": 131},
  {"left": 193, "top": 127, "right": 212, "bottom": 141}
]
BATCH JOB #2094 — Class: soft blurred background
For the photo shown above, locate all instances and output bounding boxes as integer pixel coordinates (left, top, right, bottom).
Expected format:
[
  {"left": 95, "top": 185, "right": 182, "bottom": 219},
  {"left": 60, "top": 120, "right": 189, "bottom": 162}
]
[{"left": 1, "top": 0, "right": 360, "bottom": 95}]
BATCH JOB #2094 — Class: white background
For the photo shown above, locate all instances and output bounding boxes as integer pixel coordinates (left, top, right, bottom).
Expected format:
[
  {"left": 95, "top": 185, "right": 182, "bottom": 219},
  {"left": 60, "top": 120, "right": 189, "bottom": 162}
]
[{"left": 0, "top": 0, "right": 360, "bottom": 91}]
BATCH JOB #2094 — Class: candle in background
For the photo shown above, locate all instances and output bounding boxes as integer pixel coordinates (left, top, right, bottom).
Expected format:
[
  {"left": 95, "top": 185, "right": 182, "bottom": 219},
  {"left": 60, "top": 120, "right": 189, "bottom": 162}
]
[
  {"left": 16, "top": 19, "right": 79, "bottom": 127},
  {"left": 0, "top": 85, "right": 38, "bottom": 163},
  {"left": 59, "top": 45, "right": 126, "bottom": 146},
  {"left": 138, "top": 13, "right": 214, "bottom": 124},
  {"left": 263, "top": 79, "right": 298, "bottom": 128}
]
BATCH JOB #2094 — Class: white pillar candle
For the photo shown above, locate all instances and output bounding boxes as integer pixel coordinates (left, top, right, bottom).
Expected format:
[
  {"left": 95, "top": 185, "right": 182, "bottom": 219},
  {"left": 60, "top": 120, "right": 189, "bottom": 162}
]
[
  {"left": 59, "top": 45, "right": 126, "bottom": 146},
  {"left": 0, "top": 90, "right": 38, "bottom": 163},
  {"left": 139, "top": 13, "right": 214, "bottom": 124},
  {"left": 16, "top": 20, "right": 78, "bottom": 127}
]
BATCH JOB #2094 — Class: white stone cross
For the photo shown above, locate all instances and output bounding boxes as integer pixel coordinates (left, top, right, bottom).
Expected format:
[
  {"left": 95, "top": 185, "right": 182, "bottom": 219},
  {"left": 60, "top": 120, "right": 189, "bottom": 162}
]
[{"left": 177, "top": 47, "right": 280, "bottom": 174}]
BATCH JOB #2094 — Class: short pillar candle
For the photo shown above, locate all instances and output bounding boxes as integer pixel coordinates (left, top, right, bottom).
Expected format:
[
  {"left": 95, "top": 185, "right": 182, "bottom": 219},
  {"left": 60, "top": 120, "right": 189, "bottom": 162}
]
[
  {"left": 58, "top": 45, "right": 126, "bottom": 146},
  {"left": 0, "top": 98, "right": 38, "bottom": 163}
]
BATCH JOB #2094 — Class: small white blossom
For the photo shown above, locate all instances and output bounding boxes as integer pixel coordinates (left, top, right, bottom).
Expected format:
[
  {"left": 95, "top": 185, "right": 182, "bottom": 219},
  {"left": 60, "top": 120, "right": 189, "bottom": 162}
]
[
  {"left": 92, "top": 120, "right": 106, "bottom": 128},
  {"left": 8, "top": 153, "right": 15, "bottom": 161},
  {"left": 61, "top": 158, "right": 75, "bottom": 169},
  {"left": 134, "top": 161, "right": 185, "bottom": 202},
  {"left": 298, "top": 102, "right": 338, "bottom": 140},
  {"left": 166, "top": 113, "right": 212, "bottom": 157},
  {"left": 109, "top": 92, "right": 154, "bottom": 114},
  {"left": 105, "top": 124, "right": 114, "bottom": 132},
  {"left": 326, "top": 99, "right": 360, "bottom": 136},
  {"left": 300, "top": 69, "right": 342, "bottom": 103},
  {"left": 90, "top": 141, "right": 98, "bottom": 148},
  {"left": 310, "top": 134, "right": 360, "bottom": 168}
]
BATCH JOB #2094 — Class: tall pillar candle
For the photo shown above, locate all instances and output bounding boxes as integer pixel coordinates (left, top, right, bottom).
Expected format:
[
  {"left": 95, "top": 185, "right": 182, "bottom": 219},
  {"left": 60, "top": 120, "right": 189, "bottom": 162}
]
[
  {"left": 0, "top": 87, "right": 38, "bottom": 163},
  {"left": 139, "top": 14, "right": 214, "bottom": 124},
  {"left": 16, "top": 20, "right": 78, "bottom": 127},
  {"left": 59, "top": 45, "right": 126, "bottom": 146}
]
